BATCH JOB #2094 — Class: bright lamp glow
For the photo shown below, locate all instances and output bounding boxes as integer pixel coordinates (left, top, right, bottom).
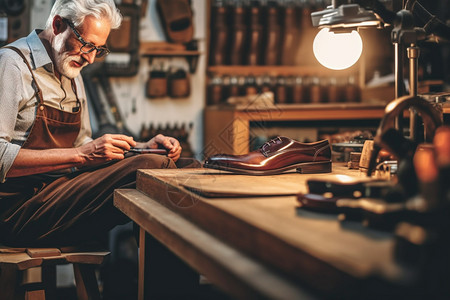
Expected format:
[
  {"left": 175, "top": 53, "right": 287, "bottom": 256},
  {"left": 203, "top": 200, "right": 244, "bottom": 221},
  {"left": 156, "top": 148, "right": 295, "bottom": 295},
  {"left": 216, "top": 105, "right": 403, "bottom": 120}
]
[{"left": 313, "top": 28, "right": 363, "bottom": 70}]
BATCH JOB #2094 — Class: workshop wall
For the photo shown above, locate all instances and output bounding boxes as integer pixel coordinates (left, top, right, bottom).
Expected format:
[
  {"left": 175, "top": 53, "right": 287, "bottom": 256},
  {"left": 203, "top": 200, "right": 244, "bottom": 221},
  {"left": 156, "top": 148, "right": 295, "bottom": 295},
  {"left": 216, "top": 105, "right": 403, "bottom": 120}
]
[
  {"left": 108, "top": 0, "right": 206, "bottom": 159},
  {"left": 30, "top": 0, "right": 207, "bottom": 159}
]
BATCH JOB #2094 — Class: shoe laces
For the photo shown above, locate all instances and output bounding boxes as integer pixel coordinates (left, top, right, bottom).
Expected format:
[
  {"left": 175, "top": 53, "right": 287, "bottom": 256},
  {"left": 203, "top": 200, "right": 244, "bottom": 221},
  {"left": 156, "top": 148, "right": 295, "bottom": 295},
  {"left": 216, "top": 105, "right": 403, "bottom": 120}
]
[{"left": 261, "top": 136, "right": 282, "bottom": 156}]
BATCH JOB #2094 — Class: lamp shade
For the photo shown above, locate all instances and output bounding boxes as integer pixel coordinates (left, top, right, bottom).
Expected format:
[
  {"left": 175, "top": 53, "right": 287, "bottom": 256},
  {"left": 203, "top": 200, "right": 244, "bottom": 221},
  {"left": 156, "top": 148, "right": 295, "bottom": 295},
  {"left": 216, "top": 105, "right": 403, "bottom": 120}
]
[
  {"left": 313, "top": 28, "right": 363, "bottom": 70},
  {"left": 311, "top": 3, "right": 380, "bottom": 29}
]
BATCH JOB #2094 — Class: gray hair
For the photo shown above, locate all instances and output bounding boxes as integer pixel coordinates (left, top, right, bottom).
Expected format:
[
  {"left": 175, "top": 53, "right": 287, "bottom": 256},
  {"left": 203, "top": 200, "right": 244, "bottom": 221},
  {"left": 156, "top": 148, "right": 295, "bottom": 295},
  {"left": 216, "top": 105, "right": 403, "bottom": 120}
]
[{"left": 45, "top": 0, "right": 122, "bottom": 30}]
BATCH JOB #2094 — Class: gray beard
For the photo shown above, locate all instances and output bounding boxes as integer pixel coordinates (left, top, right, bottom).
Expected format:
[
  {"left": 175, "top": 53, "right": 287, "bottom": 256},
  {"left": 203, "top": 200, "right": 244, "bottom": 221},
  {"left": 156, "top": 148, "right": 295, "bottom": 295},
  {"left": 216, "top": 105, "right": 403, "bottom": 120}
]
[
  {"left": 55, "top": 52, "right": 87, "bottom": 79},
  {"left": 52, "top": 33, "right": 87, "bottom": 79}
]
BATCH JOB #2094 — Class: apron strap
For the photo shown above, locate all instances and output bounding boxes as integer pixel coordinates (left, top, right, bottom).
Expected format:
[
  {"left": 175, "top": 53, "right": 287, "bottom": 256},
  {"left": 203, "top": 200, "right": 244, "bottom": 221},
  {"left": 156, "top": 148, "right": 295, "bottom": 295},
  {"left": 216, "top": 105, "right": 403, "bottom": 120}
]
[
  {"left": 3, "top": 46, "right": 45, "bottom": 103},
  {"left": 71, "top": 79, "right": 81, "bottom": 112}
]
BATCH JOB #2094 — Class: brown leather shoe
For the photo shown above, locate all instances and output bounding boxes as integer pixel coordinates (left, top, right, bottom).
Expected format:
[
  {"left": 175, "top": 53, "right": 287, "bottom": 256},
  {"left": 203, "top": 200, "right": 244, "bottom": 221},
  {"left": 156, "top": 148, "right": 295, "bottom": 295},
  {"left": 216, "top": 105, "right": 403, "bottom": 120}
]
[{"left": 204, "top": 136, "right": 332, "bottom": 175}]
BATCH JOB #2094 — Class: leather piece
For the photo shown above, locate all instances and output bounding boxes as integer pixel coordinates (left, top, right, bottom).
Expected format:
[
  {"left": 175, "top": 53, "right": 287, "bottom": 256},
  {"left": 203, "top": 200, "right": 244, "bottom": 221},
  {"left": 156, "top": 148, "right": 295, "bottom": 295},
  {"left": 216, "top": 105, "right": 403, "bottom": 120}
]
[{"left": 204, "top": 136, "right": 332, "bottom": 175}]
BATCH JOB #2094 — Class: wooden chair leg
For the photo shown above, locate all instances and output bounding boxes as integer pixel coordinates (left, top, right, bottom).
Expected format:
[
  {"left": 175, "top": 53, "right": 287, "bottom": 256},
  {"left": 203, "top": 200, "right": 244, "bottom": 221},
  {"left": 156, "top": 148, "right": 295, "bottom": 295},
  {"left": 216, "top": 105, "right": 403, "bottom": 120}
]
[
  {"left": 24, "top": 283, "right": 46, "bottom": 300},
  {"left": 73, "top": 264, "right": 101, "bottom": 300},
  {"left": 0, "top": 266, "right": 46, "bottom": 300},
  {"left": 41, "top": 265, "right": 57, "bottom": 300},
  {"left": 0, "top": 264, "right": 20, "bottom": 300}
]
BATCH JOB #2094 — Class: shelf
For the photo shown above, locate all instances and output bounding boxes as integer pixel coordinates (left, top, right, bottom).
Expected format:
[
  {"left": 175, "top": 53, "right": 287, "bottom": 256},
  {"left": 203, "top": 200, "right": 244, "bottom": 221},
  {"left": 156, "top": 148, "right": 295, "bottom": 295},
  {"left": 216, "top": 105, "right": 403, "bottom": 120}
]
[
  {"left": 204, "top": 100, "right": 449, "bottom": 156},
  {"left": 207, "top": 65, "right": 360, "bottom": 77},
  {"left": 204, "top": 102, "right": 389, "bottom": 156},
  {"left": 140, "top": 41, "right": 201, "bottom": 73},
  {"left": 142, "top": 50, "right": 201, "bottom": 56},
  {"left": 206, "top": 102, "right": 387, "bottom": 113}
]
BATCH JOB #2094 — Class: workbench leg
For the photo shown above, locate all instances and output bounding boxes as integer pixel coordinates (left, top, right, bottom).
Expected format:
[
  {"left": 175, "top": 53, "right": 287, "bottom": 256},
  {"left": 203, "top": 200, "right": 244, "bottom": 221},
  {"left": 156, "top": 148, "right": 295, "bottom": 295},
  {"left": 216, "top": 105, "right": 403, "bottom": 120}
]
[
  {"left": 138, "top": 227, "right": 146, "bottom": 300},
  {"left": 73, "top": 264, "right": 101, "bottom": 300},
  {"left": 141, "top": 230, "right": 200, "bottom": 300}
]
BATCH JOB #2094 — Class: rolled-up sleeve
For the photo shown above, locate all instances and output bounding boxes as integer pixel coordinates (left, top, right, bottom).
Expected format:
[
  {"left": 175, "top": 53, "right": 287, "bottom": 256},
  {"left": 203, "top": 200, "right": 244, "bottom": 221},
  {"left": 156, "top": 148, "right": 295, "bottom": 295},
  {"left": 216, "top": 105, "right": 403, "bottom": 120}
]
[{"left": 0, "top": 142, "right": 20, "bottom": 183}]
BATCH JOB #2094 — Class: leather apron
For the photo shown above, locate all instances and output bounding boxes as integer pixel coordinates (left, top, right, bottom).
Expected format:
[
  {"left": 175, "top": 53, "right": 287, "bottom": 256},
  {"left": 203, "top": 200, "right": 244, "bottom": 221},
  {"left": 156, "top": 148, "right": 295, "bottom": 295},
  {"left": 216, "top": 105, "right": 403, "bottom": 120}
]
[
  {"left": 6, "top": 46, "right": 82, "bottom": 149},
  {"left": 0, "top": 46, "right": 81, "bottom": 195}
]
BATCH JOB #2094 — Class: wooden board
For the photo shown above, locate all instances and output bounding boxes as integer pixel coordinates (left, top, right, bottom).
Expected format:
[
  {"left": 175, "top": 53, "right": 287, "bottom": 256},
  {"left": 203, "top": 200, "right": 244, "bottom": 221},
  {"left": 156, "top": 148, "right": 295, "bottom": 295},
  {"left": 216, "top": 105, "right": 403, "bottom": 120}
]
[
  {"left": 179, "top": 172, "right": 309, "bottom": 197},
  {"left": 142, "top": 165, "right": 370, "bottom": 198},
  {"left": 134, "top": 164, "right": 417, "bottom": 298}
]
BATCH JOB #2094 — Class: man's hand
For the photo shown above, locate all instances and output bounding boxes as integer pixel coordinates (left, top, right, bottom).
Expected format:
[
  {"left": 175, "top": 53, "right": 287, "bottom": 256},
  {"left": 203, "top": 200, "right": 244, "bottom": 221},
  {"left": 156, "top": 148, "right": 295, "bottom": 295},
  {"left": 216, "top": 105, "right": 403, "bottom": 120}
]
[
  {"left": 137, "top": 134, "right": 182, "bottom": 162},
  {"left": 8, "top": 134, "right": 136, "bottom": 177},
  {"left": 77, "top": 134, "right": 136, "bottom": 165}
]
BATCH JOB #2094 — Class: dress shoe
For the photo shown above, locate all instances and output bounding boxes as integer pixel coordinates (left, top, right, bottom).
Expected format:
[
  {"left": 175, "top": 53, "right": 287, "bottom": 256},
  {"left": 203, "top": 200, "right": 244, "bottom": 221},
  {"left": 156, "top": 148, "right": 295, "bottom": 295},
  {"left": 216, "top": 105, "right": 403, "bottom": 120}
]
[{"left": 204, "top": 136, "right": 332, "bottom": 175}]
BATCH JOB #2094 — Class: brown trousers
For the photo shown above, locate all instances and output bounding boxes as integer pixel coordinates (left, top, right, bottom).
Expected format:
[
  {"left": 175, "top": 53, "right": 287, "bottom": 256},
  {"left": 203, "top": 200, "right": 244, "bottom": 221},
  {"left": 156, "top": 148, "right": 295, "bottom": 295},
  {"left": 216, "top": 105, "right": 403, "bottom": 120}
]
[{"left": 0, "top": 154, "right": 192, "bottom": 247}]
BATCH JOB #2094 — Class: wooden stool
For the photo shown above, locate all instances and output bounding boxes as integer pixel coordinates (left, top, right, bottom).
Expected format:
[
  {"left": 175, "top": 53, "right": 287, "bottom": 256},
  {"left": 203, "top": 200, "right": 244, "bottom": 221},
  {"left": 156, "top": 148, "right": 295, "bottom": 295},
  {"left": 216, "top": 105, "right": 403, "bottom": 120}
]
[{"left": 0, "top": 246, "right": 110, "bottom": 300}]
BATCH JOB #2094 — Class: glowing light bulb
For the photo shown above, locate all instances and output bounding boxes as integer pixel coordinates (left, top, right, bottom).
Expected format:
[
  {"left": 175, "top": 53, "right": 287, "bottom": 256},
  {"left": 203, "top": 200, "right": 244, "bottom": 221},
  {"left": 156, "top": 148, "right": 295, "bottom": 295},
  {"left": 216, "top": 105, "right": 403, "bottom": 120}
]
[{"left": 313, "top": 28, "right": 363, "bottom": 70}]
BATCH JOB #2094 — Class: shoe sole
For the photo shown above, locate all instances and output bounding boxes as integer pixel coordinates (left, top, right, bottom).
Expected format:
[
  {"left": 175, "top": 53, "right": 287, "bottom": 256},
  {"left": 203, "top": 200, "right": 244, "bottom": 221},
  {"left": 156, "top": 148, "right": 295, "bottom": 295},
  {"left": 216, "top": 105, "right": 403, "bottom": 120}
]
[{"left": 204, "top": 160, "right": 332, "bottom": 176}]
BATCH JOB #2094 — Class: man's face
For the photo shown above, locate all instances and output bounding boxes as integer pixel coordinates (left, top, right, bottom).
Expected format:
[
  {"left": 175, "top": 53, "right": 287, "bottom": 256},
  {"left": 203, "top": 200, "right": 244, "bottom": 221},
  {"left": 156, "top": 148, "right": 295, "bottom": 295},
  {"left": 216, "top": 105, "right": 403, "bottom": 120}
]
[{"left": 52, "top": 15, "right": 111, "bottom": 79}]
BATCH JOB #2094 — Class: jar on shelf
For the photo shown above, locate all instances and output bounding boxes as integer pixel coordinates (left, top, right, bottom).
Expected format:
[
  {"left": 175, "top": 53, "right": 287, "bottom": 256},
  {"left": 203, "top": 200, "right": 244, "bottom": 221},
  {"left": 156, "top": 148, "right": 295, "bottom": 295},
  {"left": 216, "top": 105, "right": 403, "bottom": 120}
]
[
  {"left": 207, "top": 74, "right": 224, "bottom": 105},
  {"left": 260, "top": 74, "right": 275, "bottom": 94},
  {"left": 222, "top": 75, "right": 231, "bottom": 100},
  {"left": 291, "top": 76, "right": 308, "bottom": 104},
  {"left": 245, "top": 75, "right": 258, "bottom": 96},
  {"left": 310, "top": 76, "right": 325, "bottom": 103},
  {"left": 345, "top": 75, "right": 361, "bottom": 102},
  {"left": 275, "top": 75, "right": 288, "bottom": 104},
  {"left": 327, "top": 77, "right": 342, "bottom": 103},
  {"left": 255, "top": 75, "right": 264, "bottom": 94},
  {"left": 228, "top": 75, "right": 241, "bottom": 97},
  {"left": 237, "top": 75, "right": 247, "bottom": 96}
]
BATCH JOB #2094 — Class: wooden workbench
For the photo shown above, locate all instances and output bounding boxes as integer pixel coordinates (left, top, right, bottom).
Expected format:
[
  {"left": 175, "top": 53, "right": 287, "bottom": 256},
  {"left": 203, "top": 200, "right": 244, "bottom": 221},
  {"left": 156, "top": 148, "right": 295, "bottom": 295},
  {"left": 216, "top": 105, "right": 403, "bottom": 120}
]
[{"left": 113, "top": 164, "right": 426, "bottom": 299}]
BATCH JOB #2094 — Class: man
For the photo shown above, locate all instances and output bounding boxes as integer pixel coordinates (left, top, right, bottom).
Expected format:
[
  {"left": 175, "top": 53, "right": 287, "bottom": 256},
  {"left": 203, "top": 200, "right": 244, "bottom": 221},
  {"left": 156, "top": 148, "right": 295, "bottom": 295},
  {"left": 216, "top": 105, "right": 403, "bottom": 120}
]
[{"left": 0, "top": 0, "right": 182, "bottom": 247}]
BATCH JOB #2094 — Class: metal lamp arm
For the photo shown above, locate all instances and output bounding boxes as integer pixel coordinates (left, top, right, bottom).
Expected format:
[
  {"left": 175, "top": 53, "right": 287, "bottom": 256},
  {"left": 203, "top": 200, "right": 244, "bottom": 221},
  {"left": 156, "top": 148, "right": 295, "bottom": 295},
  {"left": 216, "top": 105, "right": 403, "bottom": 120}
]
[
  {"left": 356, "top": 0, "right": 450, "bottom": 40},
  {"left": 407, "top": 1, "right": 450, "bottom": 41},
  {"left": 355, "top": 0, "right": 397, "bottom": 24}
]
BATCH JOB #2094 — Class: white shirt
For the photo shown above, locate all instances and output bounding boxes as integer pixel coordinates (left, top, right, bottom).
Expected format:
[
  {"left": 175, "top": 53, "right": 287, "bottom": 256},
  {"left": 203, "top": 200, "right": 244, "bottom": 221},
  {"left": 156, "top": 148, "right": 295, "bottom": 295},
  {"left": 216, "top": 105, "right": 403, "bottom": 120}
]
[{"left": 0, "top": 30, "right": 93, "bottom": 182}]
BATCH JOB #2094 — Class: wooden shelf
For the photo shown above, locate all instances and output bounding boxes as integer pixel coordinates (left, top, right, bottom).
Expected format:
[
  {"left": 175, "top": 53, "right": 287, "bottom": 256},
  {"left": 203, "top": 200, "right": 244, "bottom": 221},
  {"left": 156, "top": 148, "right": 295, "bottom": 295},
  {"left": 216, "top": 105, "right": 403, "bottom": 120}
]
[
  {"left": 204, "top": 102, "right": 389, "bottom": 156},
  {"left": 207, "top": 65, "right": 360, "bottom": 77},
  {"left": 206, "top": 102, "right": 386, "bottom": 112},
  {"left": 141, "top": 50, "right": 201, "bottom": 56},
  {"left": 140, "top": 41, "right": 201, "bottom": 73}
]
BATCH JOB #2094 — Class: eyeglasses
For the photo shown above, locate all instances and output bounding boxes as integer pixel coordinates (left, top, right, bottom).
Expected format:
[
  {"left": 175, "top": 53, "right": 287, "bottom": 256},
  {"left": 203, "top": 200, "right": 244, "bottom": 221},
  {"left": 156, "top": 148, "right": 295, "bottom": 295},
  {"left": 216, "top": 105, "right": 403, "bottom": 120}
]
[{"left": 63, "top": 19, "right": 110, "bottom": 58}]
